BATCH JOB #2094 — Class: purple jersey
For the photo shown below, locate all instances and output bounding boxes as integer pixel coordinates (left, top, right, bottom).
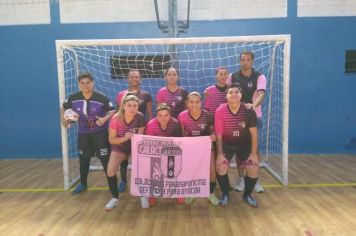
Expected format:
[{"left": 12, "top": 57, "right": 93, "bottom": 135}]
[
  {"left": 204, "top": 84, "right": 227, "bottom": 117},
  {"left": 109, "top": 112, "right": 146, "bottom": 152},
  {"left": 145, "top": 117, "right": 181, "bottom": 137},
  {"left": 62, "top": 91, "right": 115, "bottom": 134},
  {"left": 116, "top": 89, "right": 152, "bottom": 115},
  {"left": 178, "top": 109, "right": 213, "bottom": 137},
  {"left": 215, "top": 103, "right": 256, "bottom": 147},
  {"left": 156, "top": 87, "right": 188, "bottom": 118}
]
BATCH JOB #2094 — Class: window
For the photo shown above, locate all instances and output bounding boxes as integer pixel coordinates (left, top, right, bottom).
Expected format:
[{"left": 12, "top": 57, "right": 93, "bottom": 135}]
[
  {"left": 111, "top": 55, "right": 171, "bottom": 79},
  {"left": 345, "top": 50, "right": 356, "bottom": 73}
]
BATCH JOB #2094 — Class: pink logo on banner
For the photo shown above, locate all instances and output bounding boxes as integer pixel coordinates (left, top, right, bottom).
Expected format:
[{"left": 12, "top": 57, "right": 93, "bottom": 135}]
[{"left": 130, "top": 134, "right": 211, "bottom": 198}]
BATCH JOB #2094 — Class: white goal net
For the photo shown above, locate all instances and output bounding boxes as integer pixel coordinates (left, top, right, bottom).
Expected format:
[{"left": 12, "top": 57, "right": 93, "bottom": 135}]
[{"left": 56, "top": 36, "right": 290, "bottom": 190}]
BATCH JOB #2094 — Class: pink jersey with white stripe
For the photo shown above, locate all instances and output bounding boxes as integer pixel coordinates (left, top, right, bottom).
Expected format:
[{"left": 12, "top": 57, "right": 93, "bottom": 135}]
[
  {"left": 215, "top": 103, "right": 256, "bottom": 147},
  {"left": 145, "top": 117, "right": 181, "bottom": 137},
  {"left": 178, "top": 109, "right": 213, "bottom": 137},
  {"left": 203, "top": 84, "right": 227, "bottom": 117},
  {"left": 109, "top": 112, "right": 146, "bottom": 150},
  {"left": 156, "top": 87, "right": 188, "bottom": 118}
]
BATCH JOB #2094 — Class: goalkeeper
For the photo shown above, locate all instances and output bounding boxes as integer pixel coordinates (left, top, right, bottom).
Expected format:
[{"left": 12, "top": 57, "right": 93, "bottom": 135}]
[{"left": 61, "top": 72, "right": 115, "bottom": 194}]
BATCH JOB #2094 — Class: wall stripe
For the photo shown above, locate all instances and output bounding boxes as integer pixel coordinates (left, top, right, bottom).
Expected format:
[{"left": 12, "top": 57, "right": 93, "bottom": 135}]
[
  {"left": 298, "top": 0, "right": 356, "bottom": 17},
  {"left": 0, "top": 0, "right": 50, "bottom": 26}
]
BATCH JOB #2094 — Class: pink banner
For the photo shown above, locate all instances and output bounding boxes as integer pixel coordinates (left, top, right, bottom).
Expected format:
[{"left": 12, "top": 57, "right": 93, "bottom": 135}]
[{"left": 130, "top": 134, "right": 211, "bottom": 198}]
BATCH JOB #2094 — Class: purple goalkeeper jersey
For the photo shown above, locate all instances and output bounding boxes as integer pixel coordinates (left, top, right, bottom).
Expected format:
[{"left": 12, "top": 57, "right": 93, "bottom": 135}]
[
  {"left": 156, "top": 87, "right": 188, "bottom": 118},
  {"left": 62, "top": 91, "right": 115, "bottom": 134},
  {"left": 145, "top": 117, "right": 181, "bottom": 137},
  {"left": 215, "top": 103, "right": 256, "bottom": 147},
  {"left": 178, "top": 109, "right": 213, "bottom": 137}
]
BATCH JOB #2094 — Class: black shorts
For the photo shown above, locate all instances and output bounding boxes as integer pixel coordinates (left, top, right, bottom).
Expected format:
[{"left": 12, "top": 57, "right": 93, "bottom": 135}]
[
  {"left": 78, "top": 129, "right": 110, "bottom": 159},
  {"left": 223, "top": 144, "right": 250, "bottom": 163}
]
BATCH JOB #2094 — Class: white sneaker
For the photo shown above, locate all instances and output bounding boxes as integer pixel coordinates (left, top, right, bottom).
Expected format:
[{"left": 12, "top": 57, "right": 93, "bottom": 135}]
[
  {"left": 140, "top": 196, "right": 149, "bottom": 209},
  {"left": 234, "top": 177, "right": 245, "bottom": 192},
  {"left": 105, "top": 198, "right": 118, "bottom": 211},
  {"left": 254, "top": 181, "right": 264, "bottom": 193}
]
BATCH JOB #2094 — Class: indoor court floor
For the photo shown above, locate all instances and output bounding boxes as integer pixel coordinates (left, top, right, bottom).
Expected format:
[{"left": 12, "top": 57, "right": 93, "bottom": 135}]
[{"left": 1, "top": 154, "right": 356, "bottom": 236}]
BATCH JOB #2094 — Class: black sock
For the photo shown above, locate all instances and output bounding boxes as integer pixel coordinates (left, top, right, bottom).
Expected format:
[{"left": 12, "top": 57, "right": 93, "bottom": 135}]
[
  {"left": 217, "top": 174, "right": 229, "bottom": 197},
  {"left": 108, "top": 175, "right": 119, "bottom": 198},
  {"left": 79, "top": 156, "right": 91, "bottom": 186},
  {"left": 227, "top": 174, "right": 231, "bottom": 187},
  {"left": 210, "top": 181, "right": 217, "bottom": 194},
  {"left": 243, "top": 176, "right": 258, "bottom": 197},
  {"left": 120, "top": 160, "right": 128, "bottom": 183}
]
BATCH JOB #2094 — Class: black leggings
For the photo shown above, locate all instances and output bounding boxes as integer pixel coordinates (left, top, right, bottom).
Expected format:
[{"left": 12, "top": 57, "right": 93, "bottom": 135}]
[{"left": 78, "top": 129, "right": 110, "bottom": 185}]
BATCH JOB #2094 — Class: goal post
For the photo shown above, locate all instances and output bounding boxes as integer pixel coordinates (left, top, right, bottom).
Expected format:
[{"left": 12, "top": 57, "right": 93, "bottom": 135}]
[{"left": 56, "top": 35, "right": 290, "bottom": 190}]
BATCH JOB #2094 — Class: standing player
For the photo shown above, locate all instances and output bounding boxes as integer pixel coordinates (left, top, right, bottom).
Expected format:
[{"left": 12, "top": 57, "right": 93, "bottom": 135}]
[
  {"left": 144, "top": 103, "right": 184, "bottom": 207},
  {"left": 203, "top": 66, "right": 229, "bottom": 116},
  {"left": 178, "top": 92, "right": 219, "bottom": 206},
  {"left": 116, "top": 69, "right": 153, "bottom": 119},
  {"left": 156, "top": 67, "right": 188, "bottom": 118},
  {"left": 204, "top": 66, "right": 233, "bottom": 191},
  {"left": 228, "top": 51, "right": 266, "bottom": 193},
  {"left": 215, "top": 85, "right": 259, "bottom": 207},
  {"left": 60, "top": 72, "right": 115, "bottom": 194},
  {"left": 105, "top": 93, "right": 146, "bottom": 211},
  {"left": 116, "top": 69, "right": 153, "bottom": 193}
]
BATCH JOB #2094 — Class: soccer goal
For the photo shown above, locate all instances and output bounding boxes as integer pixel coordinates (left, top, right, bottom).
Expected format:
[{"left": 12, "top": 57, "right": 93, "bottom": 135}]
[{"left": 56, "top": 35, "right": 290, "bottom": 190}]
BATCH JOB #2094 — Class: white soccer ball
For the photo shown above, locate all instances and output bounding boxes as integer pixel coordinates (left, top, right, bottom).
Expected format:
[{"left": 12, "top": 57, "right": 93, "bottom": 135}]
[{"left": 64, "top": 109, "right": 79, "bottom": 122}]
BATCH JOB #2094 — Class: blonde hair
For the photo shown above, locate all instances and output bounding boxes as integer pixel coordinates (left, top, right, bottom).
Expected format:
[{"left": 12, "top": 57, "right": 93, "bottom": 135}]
[
  {"left": 156, "top": 103, "right": 171, "bottom": 113},
  {"left": 117, "top": 92, "right": 140, "bottom": 120},
  {"left": 187, "top": 91, "right": 201, "bottom": 100}
]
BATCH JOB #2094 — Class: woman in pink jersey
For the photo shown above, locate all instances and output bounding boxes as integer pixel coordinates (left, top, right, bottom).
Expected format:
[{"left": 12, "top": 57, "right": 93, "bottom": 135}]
[
  {"left": 104, "top": 92, "right": 146, "bottom": 211},
  {"left": 178, "top": 92, "right": 219, "bottom": 206},
  {"left": 204, "top": 66, "right": 229, "bottom": 116},
  {"left": 116, "top": 69, "right": 153, "bottom": 119},
  {"left": 144, "top": 103, "right": 184, "bottom": 207},
  {"left": 156, "top": 67, "right": 188, "bottom": 118},
  {"left": 204, "top": 67, "right": 235, "bottom": 191},
  {"left": 215, "top": 84, "right": 259, "bottom": 208},
  {"left": 116, "top": 69, "right": 153, "bottom": 193}
]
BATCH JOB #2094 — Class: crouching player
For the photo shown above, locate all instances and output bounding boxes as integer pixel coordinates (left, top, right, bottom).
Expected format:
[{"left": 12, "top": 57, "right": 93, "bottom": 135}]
[
  {"left": 143, "top": 103, "right": 184, "bottom": 207},
  {"left": 215, "top": 85, "right": 259, "bottom": 207},
  {"left": 178, "top": 92, "right": 219, "bottom": 206}
]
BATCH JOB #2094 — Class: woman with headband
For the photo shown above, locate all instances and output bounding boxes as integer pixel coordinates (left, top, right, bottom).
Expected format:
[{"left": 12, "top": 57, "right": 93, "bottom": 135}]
[{"left": 105, "top": 92, "right": 146, "bottom": 211}]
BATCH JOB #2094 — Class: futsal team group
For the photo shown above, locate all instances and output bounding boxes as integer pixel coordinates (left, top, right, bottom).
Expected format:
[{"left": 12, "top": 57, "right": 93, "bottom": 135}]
[{"left": 60, "top": 51, "right": 266, "bottom": 211}]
